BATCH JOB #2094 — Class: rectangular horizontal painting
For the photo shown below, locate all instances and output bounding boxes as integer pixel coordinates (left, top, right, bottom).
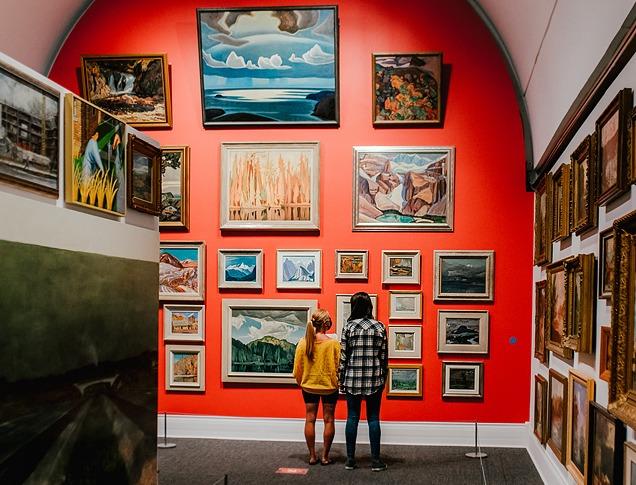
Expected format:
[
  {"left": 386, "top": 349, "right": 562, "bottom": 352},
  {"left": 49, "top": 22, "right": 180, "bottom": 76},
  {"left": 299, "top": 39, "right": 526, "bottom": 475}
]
[
  {"left": 163, "top": 304, "right": 205, "bottom": 342},
  {"left": 381, "top": 250, "right": 420, "bottom": 284},
  {"left": 353, "top": 146, "right": 454, "bottom": 231},
  {"left": 277, "top": 249, "right": 321, "bottom": 289},
  {"left": 220, "top": 142, "right": 319, "bottom": 230},
  {"left": 0, "top": 61, "right": 60, "bottom": 194},
  {"left": 387, "top": 364, "right": 422, "bottom": 397},
  {"left": 166, "top": 344, "right": 205, "bottom": 391},
  {"left": 335, "top": 250, "right": 368, "bottom": 280},
  {"left": 218, "top": 249, "right": 262, "bottom": 289},
  {"left": 434, "top": 250, "right": 494, "bottom": 301},
  {"left": 437, "top": 310, "right": 489, "bottom": 354},
  {"left": 159, "top": 242, "right": 205, "bottom": 301},
  {"left": 388, "top": 325, "right": 421, "bottom": 359},
  {"left": 197, "top": 7, "right": 339, "bottom": 126},
  {"left": 222, "top": 299, "right": 317, "bottom": 383},
  {"left": 442, "top": 362, "right": 483, "bottom": 398}
]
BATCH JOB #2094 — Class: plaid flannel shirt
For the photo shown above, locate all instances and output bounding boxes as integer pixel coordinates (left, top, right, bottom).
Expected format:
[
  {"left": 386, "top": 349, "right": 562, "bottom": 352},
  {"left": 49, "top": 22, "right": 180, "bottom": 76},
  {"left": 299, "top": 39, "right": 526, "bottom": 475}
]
[{"left": 338, "top": 318, "right": 388, "bottom": 395}]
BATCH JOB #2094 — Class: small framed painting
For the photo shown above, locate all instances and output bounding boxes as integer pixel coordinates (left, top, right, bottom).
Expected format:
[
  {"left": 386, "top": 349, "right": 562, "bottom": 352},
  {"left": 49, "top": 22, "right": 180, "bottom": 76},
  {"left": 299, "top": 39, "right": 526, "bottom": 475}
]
[
  {"left": 433, "top": 250, "right": 494, "bottom": 301},
  {"left": 534, "top": 280, "right": 548, "bottom": 364},
  {"left": 389, "top": 290, "right": 422, "bottom": 320},
  {"left": 546, "top": 259, "right": 573, "bottom": 359},
  {"left": 381, "top": 250, "right": 420, "bottom": 284},
  {"left": 562, "top": 253, "right": 594, "bottom": 353},
  {"left": 388, "top": 325, "right": 422, "bottom": 359},
  {"left": 160, "top": 241, "right": 205, "bottom": 301},
  {"left": 437, "top": 310, "right": 489, "bottom": 354},
  {"left": 163, "top": 304, "right": 205, "bottom": 342},
  {"left": 596, "top": 88, "right": 632, "bottom": 206},
  {"left": 335, "top": 250, "right": 368, "bottom": 280},
  {"left": 335, "top": 293, "right": 378, "bottom": 336},
  {"left": 588, "top": 402, "right": 625, "bottom": 485},
  {"left": 218, "top": 249, "right": 263, "bottom": 290},
  {"left": 548, "top": 369, "right": 569, "bottom": 464},
  {"left": 442, "top": 362, "right": 483, "bottom": 398},
  {"left": 571, "top": 135, "right": 597, "bottom": 235},
  {"left": 551, "top": 163, "right": 571, "bottom": 241},
  {"left": 80, "top": 54, "right": 172, "bottom": 128},
  {"left": 631, "top": 106, "right": 636, "bottom": 183},
  {"left": 600, "top": 326, "right": 611, "bottom": 382},
  {"left": 372, "top": 52, "right": 442, "bottom": 125},
  {"left": 127, "top": 134, "right": 161, "bottom": 215},
  {"left": 387, "top": 364, "right": 422, "bottom": 397},
  {"left": 534, "top": 175, "right": 552, "bottom": 266},
  {"left": 160, "top": 146, "right": 189, "bottom": 230},
  {"left": 534, "top": 374, "right": 548, "bottom": 445},
  {"left": 566, "top": 369, "right": 595, "bottom": 484},
  {"left": 598, "top": 228, "right": 615, "bottom": 300},
  {"left": 624, "top": 442, "right": 636, "bottom": 485},
  {"left": 276, "top": 249, "right": 321, "bottom": 289},
  {"left": 165, "top": 344, "right": 205, "bottom": 391}
]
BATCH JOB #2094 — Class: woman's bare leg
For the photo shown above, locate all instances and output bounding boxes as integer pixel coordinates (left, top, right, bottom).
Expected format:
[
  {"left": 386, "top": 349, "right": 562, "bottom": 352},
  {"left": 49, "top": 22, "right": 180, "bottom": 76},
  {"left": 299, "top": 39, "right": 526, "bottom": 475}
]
[
  {"left": 305, "top": 403, "right": 319, "bottom": 463},
  {"left": 322, "top": 402, "right": 336, "bottom": 462}
]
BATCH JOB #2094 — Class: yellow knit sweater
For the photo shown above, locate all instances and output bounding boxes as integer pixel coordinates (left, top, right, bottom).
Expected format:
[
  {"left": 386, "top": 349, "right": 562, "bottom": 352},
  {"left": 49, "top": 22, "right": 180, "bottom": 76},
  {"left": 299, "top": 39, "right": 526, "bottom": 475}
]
[{"left": 293, "top": 337, "right": 340, "bottom": 394}]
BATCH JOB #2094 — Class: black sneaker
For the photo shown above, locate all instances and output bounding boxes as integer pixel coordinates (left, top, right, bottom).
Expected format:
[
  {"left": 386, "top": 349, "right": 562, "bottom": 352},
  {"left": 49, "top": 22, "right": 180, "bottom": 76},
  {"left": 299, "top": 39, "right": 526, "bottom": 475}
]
[
  {"left": 345, "top": 458, "right": 357, "bottom": 470},
  {"left": 371, "top": 460, "right": 387, "bottom": 472}
]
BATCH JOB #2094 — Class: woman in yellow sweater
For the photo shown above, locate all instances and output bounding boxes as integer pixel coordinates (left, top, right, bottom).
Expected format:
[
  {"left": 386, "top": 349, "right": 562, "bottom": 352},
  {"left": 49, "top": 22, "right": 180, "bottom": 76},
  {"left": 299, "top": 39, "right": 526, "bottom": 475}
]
[{"left": 293, "top": 309, "right": 340, "bottom": 466}]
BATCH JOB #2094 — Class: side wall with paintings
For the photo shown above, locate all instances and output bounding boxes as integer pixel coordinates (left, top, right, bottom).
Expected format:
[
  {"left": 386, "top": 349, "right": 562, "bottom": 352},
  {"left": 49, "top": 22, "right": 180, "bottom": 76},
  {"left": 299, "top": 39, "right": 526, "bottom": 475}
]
[
  {"left": 49, "top": 0, "right": 533, "bottom": 424},
  {"left": 528, "top": 53, "right": 636, "bottom": 483}
]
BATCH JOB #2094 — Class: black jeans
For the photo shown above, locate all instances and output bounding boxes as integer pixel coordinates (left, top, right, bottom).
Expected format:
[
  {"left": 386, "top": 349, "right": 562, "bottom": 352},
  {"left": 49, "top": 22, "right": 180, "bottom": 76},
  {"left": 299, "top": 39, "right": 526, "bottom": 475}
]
[{"left": 345, "top": 389, "right": 382, "bottom": 459}]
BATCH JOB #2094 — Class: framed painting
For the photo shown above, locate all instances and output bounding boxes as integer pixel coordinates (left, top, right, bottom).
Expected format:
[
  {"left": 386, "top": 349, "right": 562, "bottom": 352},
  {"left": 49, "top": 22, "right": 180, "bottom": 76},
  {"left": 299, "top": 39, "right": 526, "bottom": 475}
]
[
  {"left": 381, "top": 250, "right": 420, "bottom": 284},
  {"left": 335, "top": 293, "right": 378, "bottom": 336},
  {"left": 220, "top": 142, "right": 319, "bottom": 230},
  {"left": 221, "top": 299, "right": 318, "bottom": 384},
  {"left": 196, "top": 6, "right": 339, "bottom": 127},
  {"left": 609, "top": 210, "right": 636, "bottom": 429},
  {"left": 160, "top": 146, "right": 189, "bottom": 230},
  {"left": 631, "top": 106, "right": 636, "bottom": 184},
  {"left": 598, "top": 228, "right": 615, "bottom": 300},
  {"left": 566, "top": 369, "right": 595, "bottom": 484},
  {"left": 548, "top": 369, "right": 569, "bottom": 464},
  {"left": 433, "top": 250, "right": 495, "bottom": 301},
  {"left": 389, "top": 290, "right": 422, "bottom": 320},
  {"left": 442, "top": 362, "right": 483, "bottom": 398},
  {"left": 534, "top": 280, "right": 548, "bottom": 364},
  {"left": 80, "top": 54, "right": 172, "bottom": 128},
  {"left": 534, "top": 174, "right": 552, "bottom": 266},
  {"left": 563, "top": 253, "right": 594, "bottom": 353},
  {"left": 596, "top": 88, "right": 632, "bottom": 206},
  {"left": 388, "top": 325, "right": 422, "bottom": 359},
  {"left": 352, "top": 146, "right": 454, "bottom": 232},
  {"left": 127, "top": 134, "right": 161, "bottom": 215},
  {"left": 571, "top": 134, "right": 597, "bottom": 235},
  {"left": 600, "top": 326, "right": 611, "bottom": 382},
  {"left": 551, "top": 163, "right": 571, "bottom": 241},
  {"left": 64, "top": 93, "right": 126, "bottom": 216},
  {"left": 546, "top": 259, "right": 573, "bottom": 359},
  {"left": 276, "top": 249, "right": 321, "bottom": 289},
  {"left": 165, "top": 344, "right": 205, "bottom": 391},
  {"left": 534, "top": 374, "right": 548, "bottom": 445},
  {"left": 218, "top": 249, "right": 263, "bottom": 290},
  {"left": 387, "top": 364, "right": 422, "bottom": 397},
  {"left": 588, "top": 401, "right": 625, "bottom": 485},
  {"left": 335, "top": 250, "right": 368, "bottom": 280},
  {"left": 0, "top": 60, "right": 60, "bottom": 194},
  {"left": 437, "top": 310, "right": 489, "bottom": 355},
  {"left": 624, "top": 442, "right": 636, "bottom": 485},
  {"left": 372, "top": 52, "right": 442, "bottom": 125},
  {"left": 163, "top": 304, "right": 205, "bottom": 342},
  {"left": 159, "top": 241, "right": 205, "bottom": 301}
]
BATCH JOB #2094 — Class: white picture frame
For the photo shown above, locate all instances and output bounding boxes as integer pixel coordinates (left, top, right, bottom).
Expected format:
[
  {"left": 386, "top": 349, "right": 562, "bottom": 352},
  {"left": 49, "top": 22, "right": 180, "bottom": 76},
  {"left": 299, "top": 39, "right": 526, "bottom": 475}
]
[
  {"left": 388, "top": 325, "right": 422, "bottom": 359},
  {"left": 381, "top": 250, "right": 420, "bottom": 284},
  {"left": 163, "top": 304, "right": 205, "bottom": 342},
  {"left": 335, "top": 250, "right": 368, "bottom": 280},
  {"left": 335, "top": 293, "right": 378, "bottom": 336},
  {"left": 166, "top": 344, "right": 205, "bottom": 391},
  {"left": 159, "top": 241, "right": 206, "bottom": 302},
  {"left": 437, "top": 310, "right": 489, "bottom": 354},
  {"left": 276, "top": 249, "right": 322, "bottom": 289},
  {"left": 389, "top": 290, "right": 422, "bottom": 320},
  {"left": 442, "top": 362, "right": 483, "bottom": 398},
  {"left": 218, "top": 249, "right": 263, "bottom": 289}
]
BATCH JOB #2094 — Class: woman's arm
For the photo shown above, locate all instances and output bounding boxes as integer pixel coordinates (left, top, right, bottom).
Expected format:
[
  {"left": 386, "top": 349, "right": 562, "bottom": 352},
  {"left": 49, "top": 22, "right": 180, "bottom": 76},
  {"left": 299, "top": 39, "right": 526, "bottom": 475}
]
[
  {"left": 293, "top": 339, "right": 305, "bottom": 385},
  {"left": 338, "top": 330, "right": 348, "bottom": 391}
]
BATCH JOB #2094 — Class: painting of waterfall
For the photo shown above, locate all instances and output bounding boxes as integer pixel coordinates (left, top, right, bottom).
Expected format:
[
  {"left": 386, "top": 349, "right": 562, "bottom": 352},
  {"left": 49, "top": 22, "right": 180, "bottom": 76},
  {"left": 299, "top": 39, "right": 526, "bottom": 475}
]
[
  {"left": 196, "top": 7, "right": 339, "bottom": 126},
  {"left": 277, "top": 250, "right": 321, "bottom": 289},
  {"left": 80, "top": 54, "right": 172, "bottom": 128},
  {"left": 218, "top": 249, "right": 263, "bottom": 289}
]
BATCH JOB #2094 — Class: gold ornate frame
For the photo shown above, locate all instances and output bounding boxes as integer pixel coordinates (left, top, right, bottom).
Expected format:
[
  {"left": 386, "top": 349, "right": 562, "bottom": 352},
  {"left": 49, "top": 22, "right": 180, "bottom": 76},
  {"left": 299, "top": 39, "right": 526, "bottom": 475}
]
[
  {"left": 551, "top": 163, "right": 571, "bottom": 242},
  {"left": 546, "top": 259, "right": 574, "bottom": 359},
  {"left": 533, "top": 374, "right": 548, "bottom": 445},
  {"left": 534, "top": 280, "right": 548, "bottom": 364},
  {"left": 566, "top": 369, "right": 595, "bottom": 485},
  {"left": 562, "top": 253, "right": 595, "bottom": 353},
  {"left": 534, "top": 174, "right": 552, "bottom": 266},
  {"left": 547, "top": 368, "right": 568, "bottom": 463},
  {"left": 571, "top": 134, "right": 597, "bottom": 235}
]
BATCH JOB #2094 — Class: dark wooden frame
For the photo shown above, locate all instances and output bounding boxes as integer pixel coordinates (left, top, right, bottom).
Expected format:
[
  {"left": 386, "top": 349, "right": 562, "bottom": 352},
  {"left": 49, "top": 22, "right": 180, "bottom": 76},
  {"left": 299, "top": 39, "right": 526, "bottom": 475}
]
[
  {"left": 548, "top": 368, "right": 569, "bottom": 464},
  {"left": 587, "top": 401, "right": 625, "bottom": 485},
  {"left": 600, "top": 326, "right": 611, "bottom": 382},
  {"left": 534, "top": 374, "right": 548, "bottom": 444},
  {"left": 599, "top": 228, "right": 616, "bottom": 300},
  {"left": 534, "top": 280, "right": 548, "bottom": 364},
  {"left": 534, "top": 174, "right": 552, "bottom": 266},
  {"left": 571, "top": 134, "right": 597, "bottom": 234},
  {"left": 160, "top": 146, "right": 190, "bottom": 231},
  {"left": 546, "top": 259, "right": 574, "bottom": 359},
  {"left": 552, "top": 163, "right": 571, "bottom": 242},
  {"left": 127, "top": 134, "right": 161, "bottom": 215},
  {"left": 563, "top": 254, "right": 595, "bottom": 353},
  {"left": 596, "top": 88, "right": 633, "bottom": 206},
  {"left": 441, "top": 362, "right": 483, "bottom": 398},
  {"left": 630, "top": 106, "right": 636, "bottom": 183}
]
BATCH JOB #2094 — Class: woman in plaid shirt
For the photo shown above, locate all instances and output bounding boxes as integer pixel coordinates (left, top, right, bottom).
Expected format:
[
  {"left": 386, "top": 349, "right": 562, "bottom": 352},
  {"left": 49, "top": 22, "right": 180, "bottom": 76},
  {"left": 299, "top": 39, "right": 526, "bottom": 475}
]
[{"left": 338, "top": 292, "right": 388, "bottom": 472}]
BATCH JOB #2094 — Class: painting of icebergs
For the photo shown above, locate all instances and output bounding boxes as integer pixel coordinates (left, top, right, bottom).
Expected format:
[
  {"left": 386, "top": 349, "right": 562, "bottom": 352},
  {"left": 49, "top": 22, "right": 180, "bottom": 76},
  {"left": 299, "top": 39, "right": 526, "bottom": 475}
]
[
  {"left": 277, "top": 249, "right": 321, "bottom": 289},
  {"left": 353, "top": 146, "right": 455, "bottom": 231},
  {"left": 196, "top": 7, "right": 339, "bottom": 126},
  {"left": 218, "top": 249, "right": 263, "bottom": 289},
  {"left": 159, "top": 242, "right": 205, "bottom": 301}
]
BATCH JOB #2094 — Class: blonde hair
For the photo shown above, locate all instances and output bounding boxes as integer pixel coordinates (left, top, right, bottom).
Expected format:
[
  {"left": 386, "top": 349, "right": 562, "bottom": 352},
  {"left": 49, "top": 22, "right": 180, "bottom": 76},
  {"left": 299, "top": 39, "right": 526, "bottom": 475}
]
[{"left": 305, "top": 309, "right": 332, "bottom": 359}]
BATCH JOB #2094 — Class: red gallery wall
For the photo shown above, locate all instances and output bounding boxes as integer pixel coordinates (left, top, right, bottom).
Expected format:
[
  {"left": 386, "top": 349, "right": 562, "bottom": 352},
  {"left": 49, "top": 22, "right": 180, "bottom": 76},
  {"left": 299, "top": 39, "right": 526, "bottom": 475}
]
[{"left": 50, "top": 0, "right": 532, "bottom": 423}]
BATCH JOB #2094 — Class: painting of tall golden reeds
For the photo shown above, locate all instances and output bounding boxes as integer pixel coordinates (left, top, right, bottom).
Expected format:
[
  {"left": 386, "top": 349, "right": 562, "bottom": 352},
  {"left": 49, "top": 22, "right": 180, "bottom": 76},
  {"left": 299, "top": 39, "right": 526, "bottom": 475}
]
[{"left": 220, "top": 142, "right": 320, "bottom": 230}]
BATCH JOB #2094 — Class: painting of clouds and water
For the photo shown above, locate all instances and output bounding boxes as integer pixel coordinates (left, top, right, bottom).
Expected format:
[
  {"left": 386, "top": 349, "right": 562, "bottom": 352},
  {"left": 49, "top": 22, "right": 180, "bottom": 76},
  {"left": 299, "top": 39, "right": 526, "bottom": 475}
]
[{"left": 197, "top": 7, "right": 338, "bottom": 126}]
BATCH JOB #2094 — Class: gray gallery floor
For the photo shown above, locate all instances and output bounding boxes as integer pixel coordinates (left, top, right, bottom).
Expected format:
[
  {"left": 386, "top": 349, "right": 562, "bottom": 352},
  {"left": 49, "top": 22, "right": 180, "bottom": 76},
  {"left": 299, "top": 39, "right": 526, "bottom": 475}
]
[{"left": 157, "top": 438, "right": 544, "bottom": 484}]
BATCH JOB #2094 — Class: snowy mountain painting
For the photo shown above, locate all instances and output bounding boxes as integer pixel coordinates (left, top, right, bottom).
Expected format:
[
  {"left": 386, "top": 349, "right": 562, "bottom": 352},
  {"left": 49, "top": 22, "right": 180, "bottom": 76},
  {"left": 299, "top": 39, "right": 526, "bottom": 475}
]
[
  {"left": 282, "top": 256, "right": 315, "bottom": 282},
  {"left": 225, "top": 255, "right": 257, "bottom": 282}
]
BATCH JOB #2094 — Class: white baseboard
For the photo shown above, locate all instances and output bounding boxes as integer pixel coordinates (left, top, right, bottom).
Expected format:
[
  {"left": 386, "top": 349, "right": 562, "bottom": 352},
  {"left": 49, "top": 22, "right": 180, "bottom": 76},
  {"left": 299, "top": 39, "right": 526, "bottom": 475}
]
[{"left": 157, "top": 414, "right": 528, "bottom": 448}]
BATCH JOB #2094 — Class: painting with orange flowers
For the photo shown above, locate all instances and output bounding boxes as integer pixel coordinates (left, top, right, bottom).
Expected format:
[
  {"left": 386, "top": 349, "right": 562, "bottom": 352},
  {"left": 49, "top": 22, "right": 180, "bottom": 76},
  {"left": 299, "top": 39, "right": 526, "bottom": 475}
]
[
  {"left": 373, "top": 53, "right": 442, "bottom": 125},
  {"left": 220, "top": 142, "right": 320, "bottom": 230}
]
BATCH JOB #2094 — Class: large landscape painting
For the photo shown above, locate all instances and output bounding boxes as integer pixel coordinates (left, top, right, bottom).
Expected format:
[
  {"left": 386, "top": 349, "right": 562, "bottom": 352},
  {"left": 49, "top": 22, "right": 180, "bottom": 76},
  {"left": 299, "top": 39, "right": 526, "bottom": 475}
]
[
  {"left": 197, "top": 7, "right": 338, "bottom": 126},
  {"left": 353, "top": 146, "right": 454, "bottom": 231}
]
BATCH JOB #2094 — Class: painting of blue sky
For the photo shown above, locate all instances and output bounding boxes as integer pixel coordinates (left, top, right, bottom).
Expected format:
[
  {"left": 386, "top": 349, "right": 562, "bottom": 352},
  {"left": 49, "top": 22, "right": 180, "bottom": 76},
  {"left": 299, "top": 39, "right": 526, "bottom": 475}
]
[{"left": 197, "top": 7, "right": 338, "bottom": 125}]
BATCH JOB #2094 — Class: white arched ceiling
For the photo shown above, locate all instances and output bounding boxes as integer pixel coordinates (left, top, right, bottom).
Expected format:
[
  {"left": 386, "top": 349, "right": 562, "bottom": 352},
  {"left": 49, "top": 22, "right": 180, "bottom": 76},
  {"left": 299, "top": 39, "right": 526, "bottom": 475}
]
[{"left": 0, "top": 0, "right": 633, "bottom": 168}]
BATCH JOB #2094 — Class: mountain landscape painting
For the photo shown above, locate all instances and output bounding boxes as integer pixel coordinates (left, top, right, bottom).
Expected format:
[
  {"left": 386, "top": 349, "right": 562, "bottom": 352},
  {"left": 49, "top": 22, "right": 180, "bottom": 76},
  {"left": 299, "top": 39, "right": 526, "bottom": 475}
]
[
  {"left": 277, "top": 250, "right": 321, "bottom": 289},
  {"left": 197, "top": 7, "right": 338, "bottom": 126},
  {"left": 354, "top": 147, "right": 454, "bottom": 231},
  {"left": 440, "top": 257, "right": 487, "bottom": 294},
  {"left": 282, "top": 256, "right": 315, "bottom": 282},
  {"left": 159, "top": 243, "right": 204, "bottom": 301},
  {"left": 225, "top": 255, "right": 257, "bottom": 282},
  {"left": 445, "top": 317, "right": 480, "bottom": 345},
  {"left": 160, "top": 147, "right": 189, "bottom": 229}
]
